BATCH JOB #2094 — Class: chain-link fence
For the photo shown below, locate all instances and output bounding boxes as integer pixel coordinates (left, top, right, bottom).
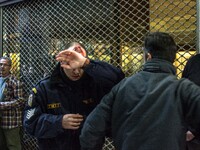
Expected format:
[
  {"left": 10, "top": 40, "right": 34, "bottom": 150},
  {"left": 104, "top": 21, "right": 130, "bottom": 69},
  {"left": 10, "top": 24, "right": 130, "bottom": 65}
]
[{"left": 1, "top": 0, "right": 197, "bottom": 149}]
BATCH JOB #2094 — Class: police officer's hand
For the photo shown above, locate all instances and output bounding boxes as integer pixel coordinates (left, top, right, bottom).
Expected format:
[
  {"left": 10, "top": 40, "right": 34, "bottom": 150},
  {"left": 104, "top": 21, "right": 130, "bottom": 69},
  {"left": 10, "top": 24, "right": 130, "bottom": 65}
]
[
  {"left": 56, "top": 47, "right": 87, "bottom": 69},
  {"left": 62, "top": 114, "right": 84, "bottom": 130}
]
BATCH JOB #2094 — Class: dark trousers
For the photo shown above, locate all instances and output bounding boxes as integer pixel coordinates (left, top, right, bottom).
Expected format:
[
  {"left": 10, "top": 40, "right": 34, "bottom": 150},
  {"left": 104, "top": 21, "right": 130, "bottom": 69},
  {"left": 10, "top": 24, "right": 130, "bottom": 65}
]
[{"left": 0, "top": 127, "right": 22, "bottom": 150}]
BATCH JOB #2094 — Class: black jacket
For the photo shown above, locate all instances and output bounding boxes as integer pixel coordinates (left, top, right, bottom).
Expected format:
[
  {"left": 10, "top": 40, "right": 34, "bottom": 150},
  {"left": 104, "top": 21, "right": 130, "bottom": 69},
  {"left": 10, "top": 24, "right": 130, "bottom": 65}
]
[
  {"left": 23, "top": 60, "right": 124, "bottom": 150},
  {"left": 80, "top": 59, "right": 200, "bottom": 150},
  {"left": 182, "top": 54, "right": 200, "bottom": 148},
  {"left": 182, "top": 54, "right": 200, "bottom": 86}
]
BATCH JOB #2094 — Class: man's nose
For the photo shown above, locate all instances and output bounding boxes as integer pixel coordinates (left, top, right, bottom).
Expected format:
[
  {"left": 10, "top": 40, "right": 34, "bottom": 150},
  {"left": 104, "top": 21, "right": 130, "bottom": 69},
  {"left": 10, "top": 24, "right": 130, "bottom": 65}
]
[{"left": 73, "top": 69, "right": 80, "bottom": 74}]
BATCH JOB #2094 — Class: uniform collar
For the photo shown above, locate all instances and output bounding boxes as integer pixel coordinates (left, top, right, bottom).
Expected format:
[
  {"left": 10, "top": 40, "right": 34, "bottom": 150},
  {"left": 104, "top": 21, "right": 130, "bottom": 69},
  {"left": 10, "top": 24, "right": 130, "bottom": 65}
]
[{"left": 50, "top": 63, "right": 89, "bottom": 86}]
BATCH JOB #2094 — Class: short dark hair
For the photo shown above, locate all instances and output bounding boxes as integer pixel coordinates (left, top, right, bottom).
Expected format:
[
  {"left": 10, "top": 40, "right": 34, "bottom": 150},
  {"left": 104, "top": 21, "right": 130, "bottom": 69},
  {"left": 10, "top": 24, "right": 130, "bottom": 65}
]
[
  {"left": 0, "top": 56, "right": 12, "bottom": 66},
  {"left": 144, "top": 32, "right": 177, "bottom": 63}
]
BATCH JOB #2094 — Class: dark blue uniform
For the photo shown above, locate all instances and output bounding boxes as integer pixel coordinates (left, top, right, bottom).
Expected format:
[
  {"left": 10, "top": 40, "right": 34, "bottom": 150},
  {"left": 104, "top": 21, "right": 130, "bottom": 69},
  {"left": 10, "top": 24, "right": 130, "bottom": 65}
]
[{"left": 23, "top": 60, "right": 124, "bottom": 150}]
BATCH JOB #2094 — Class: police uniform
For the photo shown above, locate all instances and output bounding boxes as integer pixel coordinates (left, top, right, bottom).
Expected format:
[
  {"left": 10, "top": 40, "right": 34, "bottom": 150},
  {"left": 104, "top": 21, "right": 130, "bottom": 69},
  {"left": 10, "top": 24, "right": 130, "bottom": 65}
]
[{"left": 23, "top": 60, "right": 124, "bottom": 150}]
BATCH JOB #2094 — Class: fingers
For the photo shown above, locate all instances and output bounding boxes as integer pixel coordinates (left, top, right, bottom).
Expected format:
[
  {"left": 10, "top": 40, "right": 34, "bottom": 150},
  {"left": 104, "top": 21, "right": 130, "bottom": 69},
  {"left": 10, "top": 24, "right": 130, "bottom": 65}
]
[
  {"left": 56, "top": 57, "right": 69, "bottom": 64},
  {"left": 59, "top": 64, "right": 71, "bottom": 69},
  {"left": 55, "top": 50, "right": 76, "bottom": 63},
  {"left": 59, "top": 46, "right": 82, "bottom": 55},
  {"left": 68, "top": 115, "right": 84, "bottom": 122},
  {"left": 56, "top": 46, "right": 79, "bottom": 58},
  {"left": 56, "top": 52, "right": 73, "bottom": 69},
  {"left": 68, "top": 116, "right": 84, "bottom": 129},
  {"left": 56, "top": 50, "right": 73, "bottom": 58},
  {"left": 56, "top": 45, "right": 84, "bottom": 58},
  {"left": 56, "top": 47, "right": 87, "bottom": 69},
  {"left": 56, "top": 51, "right": 72, "bottom": 62},
  {"left": 68, "top": 118, "right": 82, "bottom": 128},
  {"left": 55, "top": 57, "right": 71, "bottom": 69},
  {"left": 62, "top": 114, "right": 84, "bottom": 130}
]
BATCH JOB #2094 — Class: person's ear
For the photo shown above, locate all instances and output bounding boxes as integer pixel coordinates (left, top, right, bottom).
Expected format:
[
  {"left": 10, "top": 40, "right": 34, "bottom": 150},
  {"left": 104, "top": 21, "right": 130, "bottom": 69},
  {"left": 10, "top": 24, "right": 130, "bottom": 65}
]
[
  {"left": 143, "top": 52, "right": 152, "bottom": 62},
  {"left": 146, "top": 53, "right": 152, "bottom": 61}
]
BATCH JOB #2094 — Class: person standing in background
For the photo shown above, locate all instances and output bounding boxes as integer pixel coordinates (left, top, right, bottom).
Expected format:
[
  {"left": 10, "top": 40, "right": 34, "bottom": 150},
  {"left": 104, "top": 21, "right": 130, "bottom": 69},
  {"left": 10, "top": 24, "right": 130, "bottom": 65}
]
[
  {"left": 0, "top": 57, "right": 25, "bottom": 150},
  {"left": 182, "top": 54, "right": 200, "bottom": 150},
  {"left": 23, "top": 42, "right": 125, "bottom": 150}
]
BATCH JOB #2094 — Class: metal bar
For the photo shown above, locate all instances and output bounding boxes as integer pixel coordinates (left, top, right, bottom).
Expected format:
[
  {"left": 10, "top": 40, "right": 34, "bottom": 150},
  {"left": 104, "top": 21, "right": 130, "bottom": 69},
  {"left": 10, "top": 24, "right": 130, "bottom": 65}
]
[
  {"left": 0, "top": 7, "right": 2, "bottom": 57},
  {"left": 197, "top": 0, "right": 200, "bottom": 53},
  {"left": 0, "top": 0, "right": 24, "bottom": 7}
]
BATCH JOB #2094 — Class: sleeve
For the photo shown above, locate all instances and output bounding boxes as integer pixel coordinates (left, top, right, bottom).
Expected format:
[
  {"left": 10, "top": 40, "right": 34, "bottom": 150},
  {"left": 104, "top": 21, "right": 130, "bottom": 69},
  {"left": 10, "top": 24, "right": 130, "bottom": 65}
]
[
  {"left": 80, "top": 84, "right": 118, "bottom": 150},
  {"left": 23, "top": 84, "right": 64, "bottom": 138},
  {"left": 181, "top": 80, "right": 200, "bottom": 136},
  {"left": 0, "top": 79, "right": 25, "bottom": 110},
  {"left": 84, "top": 60, "right": 125, "bottom": 93}
]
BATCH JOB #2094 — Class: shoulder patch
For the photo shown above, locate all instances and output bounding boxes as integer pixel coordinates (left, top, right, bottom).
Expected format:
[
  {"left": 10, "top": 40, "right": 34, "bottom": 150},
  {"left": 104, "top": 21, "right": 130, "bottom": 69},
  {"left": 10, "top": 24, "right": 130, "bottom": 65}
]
[
  {"left": 32, "top": 88, "right": 37, "bottom": 94},
  {"left": 26, "top": 108, "right": 36, "bottom": 119},
  {"left": 28, "top": 94, "right": 33, "bottom": 107}
]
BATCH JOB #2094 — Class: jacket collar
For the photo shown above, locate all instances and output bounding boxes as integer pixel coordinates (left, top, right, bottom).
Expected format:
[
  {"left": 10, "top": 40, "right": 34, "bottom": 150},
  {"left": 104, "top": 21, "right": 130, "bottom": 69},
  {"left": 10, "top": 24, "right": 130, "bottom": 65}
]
[
  {"left": 49, "top": 63, "right": 89, "bottom": 86},
  {"left": 49, "top": 63, "right": 65, "bottom": 85},
  {"left": 143, "top": 59, "right": 176, "bottom": 75}
]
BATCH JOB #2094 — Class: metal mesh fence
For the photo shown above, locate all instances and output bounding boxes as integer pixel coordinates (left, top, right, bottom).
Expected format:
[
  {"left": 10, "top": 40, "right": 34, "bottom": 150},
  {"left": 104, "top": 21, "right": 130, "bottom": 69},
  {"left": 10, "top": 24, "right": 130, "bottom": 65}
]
[{"left": 1, "top": 0, "right": 197, "bottom": 149}]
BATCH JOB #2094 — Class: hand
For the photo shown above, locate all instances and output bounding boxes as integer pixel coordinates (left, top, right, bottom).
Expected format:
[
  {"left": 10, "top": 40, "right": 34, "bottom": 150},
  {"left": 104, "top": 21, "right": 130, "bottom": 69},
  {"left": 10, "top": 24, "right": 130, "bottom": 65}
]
[
  {"left": 62, "top": 114, "right": 84, "bottom": 130},
  {"left": 56, "top": 47, "right": 87, "bottom": 69},
  {"left": 186, "top": 131, "right": 195, "bottom": 141}
]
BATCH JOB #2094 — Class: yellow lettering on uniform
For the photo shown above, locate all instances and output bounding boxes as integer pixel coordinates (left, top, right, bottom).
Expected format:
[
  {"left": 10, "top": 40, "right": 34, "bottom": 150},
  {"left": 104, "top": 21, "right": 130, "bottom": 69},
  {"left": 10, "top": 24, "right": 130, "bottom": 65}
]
[
  {"left": 82, "top": 98, "right": 94, "bottom": 104},
  {"left": 47, "top": 103, "right": 61, "bottom": 109}
]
